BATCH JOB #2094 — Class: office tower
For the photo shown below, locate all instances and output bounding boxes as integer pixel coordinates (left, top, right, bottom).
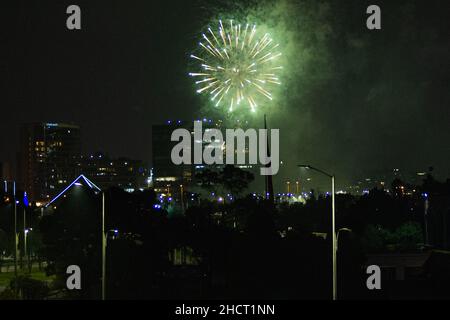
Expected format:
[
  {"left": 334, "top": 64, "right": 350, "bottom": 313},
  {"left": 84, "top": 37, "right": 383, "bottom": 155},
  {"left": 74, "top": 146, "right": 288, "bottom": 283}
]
[
  {"left": 18, "top": 123, "right": 81, "bottom": 201},
  {"left": 152, "top": 120, "right": 193, "bottom": 195},
  {"left": 151, "top": 119, "right": 257, "bottom": 196},
  {"left": 79, "top": 152, "right": 150, "bottom": 192}
]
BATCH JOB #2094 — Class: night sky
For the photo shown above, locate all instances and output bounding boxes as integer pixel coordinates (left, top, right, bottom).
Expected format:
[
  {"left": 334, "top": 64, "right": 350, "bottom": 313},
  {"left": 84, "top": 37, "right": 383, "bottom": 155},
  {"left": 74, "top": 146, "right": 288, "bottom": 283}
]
[{"left": 1, "top": 0, "right": 449, "bottom": 190}]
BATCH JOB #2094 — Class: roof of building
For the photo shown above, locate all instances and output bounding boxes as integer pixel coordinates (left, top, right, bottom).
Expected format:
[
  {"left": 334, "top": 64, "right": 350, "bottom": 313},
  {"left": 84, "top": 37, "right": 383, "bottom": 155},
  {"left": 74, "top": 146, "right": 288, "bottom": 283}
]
[{"left": 45, "top": 174, "right": 101, "bottom": 208}]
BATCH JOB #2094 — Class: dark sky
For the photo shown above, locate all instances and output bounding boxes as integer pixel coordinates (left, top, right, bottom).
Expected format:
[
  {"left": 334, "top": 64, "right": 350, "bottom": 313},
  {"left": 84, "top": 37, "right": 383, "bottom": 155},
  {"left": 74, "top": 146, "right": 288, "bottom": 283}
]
[{"left": 1, "top": 0, "right": 449, "bottom": 190}]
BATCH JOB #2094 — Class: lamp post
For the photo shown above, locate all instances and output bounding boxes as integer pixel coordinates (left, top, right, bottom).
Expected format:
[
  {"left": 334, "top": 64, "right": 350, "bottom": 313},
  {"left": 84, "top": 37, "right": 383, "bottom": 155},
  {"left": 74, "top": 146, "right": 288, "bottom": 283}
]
[
  {"left": 12, "top": 181, "right": 18, "bottom": 298},
  {"left": 298, "top": 164, "right": 336, "bottom": 300},
  {"left": 23, "top": 206, "right": 26, "bottom": 270},
  {"left": 102, "top": 191, "right": 106, "bottom": 301},
  {"left": 264, "top": 114, "right": 274, "bottom": 202},
  {"left": 24, "top": 228, "right": 32, "bottom": 272},
  {"left": 424, "top": 193, "right": 429, "bottom": 246}
]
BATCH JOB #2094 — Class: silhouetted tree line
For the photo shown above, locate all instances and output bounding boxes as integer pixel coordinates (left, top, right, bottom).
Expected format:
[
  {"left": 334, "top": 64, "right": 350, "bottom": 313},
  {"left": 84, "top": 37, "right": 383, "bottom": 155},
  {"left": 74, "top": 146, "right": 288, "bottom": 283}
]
[{"left": 2, "top": 172, "right": 449, "bottom": 299}]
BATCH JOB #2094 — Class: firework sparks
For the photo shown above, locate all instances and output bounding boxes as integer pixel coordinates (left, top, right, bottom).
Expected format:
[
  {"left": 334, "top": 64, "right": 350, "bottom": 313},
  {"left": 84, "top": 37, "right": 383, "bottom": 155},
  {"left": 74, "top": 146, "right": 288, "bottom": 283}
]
[{"left": 189, "top": 20, "right": 282, "bottom": 112}]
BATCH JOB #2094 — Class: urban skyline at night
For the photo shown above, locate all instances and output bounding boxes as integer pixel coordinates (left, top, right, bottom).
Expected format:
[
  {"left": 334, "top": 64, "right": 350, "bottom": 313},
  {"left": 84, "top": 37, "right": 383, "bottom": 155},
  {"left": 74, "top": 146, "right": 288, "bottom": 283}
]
[
  {"left": 0, "top": 0, "right": 449, "bottom": 305},
  {"left": 0, "top": 119, "right": 439, "bottom": 200},
  {"left": 1, "top": 0, "right": 449, "bottom": 189}
]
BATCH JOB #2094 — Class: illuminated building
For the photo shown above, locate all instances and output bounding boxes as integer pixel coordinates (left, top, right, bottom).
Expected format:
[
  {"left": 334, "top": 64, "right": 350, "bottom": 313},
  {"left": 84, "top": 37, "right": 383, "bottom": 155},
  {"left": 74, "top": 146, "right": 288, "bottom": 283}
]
[
  {"left": 152, "top": 120, "right": 195, "bottom": 195},
  {"left": 78, "top": 152, "right": 150, "bottom": 192},
  {"left": 152, "top": 119, "right": 258, "bottom": 197},
  {"left": 17, "top": 123, "right": 81, "bottom": 201}
]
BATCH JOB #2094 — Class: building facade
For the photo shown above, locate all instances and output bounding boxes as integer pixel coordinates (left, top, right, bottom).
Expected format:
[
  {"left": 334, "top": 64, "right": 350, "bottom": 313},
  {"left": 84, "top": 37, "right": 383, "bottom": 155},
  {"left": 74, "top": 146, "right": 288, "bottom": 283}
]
[
  {"left": 152, "top": 120, "right": 194, "bottom": 195},
  {"left": 78, "top": 152, "right": 150, "bottom": 192},
  {"left": 151, "top": 119, "right": 257, "bottom": 197},
  {"left": 18, "top": 123, "right": 81, "bottom": 201}
]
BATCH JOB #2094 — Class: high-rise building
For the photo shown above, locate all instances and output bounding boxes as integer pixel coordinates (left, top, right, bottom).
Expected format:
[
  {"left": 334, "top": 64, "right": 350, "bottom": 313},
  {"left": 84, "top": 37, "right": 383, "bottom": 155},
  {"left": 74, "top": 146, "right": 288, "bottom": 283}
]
[
  {"left": 152, "top": 120, "right": 194, "bottom": 195},
  {"left": 151, "top": 119, "right": 257, "bottom": 196},
  {"left": 18, "top": 123, "right": 81, "bottom": 201},
  {"left": 78, "top": 152, "right": 150, "bottom": 192}
]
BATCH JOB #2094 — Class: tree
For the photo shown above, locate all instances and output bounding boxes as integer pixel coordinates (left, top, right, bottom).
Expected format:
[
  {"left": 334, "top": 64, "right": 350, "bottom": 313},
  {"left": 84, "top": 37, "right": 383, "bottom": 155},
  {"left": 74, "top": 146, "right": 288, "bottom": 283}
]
[
  {"left": 392, "top": 221, "right": 423, "bottom": 251},
  {"left": 195, "top": 169, "right": 220, "bottom": 194},
  {"left": 195, "top": 165, "right": 254, "bottom": 198},
  {"left": 362, "top": 222, "right": 423, "bottom": 252},
  {"left": 361, "top": 224, "right": 392, "bottom": 252},
  {"left": 219, "top": 165, "right": 254, "bottom": 197}
]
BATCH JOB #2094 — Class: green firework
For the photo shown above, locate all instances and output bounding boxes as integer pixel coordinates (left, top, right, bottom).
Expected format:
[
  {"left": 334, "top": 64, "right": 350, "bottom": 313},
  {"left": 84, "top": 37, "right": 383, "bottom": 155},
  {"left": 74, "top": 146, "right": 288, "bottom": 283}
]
[{"left": 189, "top": 19, "right": 283, "bottom": 113}]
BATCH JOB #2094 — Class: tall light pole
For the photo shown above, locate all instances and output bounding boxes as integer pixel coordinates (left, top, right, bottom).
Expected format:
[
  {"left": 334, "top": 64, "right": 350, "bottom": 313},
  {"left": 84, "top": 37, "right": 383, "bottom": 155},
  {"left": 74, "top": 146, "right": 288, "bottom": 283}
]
[
  {"left": 13, "top": 181, "right": 18, "bottom": 298},
  {"left": 102, "top": 191, "right": 106, "bottom": 300},
  {"left": 298, "top": 165, "right": 336, "bottom": 300},
  {"left": 24, "top": 228, "right": 32, "bottom": 272},
  {"left": 22, "top": 206, "right": 26, "bottom": 270},
  {"left": 264, "top": 114, "right": 274, "bottom": 203},
  {"left": 424, "top": 193, "right": 429, "bottom": 246}
]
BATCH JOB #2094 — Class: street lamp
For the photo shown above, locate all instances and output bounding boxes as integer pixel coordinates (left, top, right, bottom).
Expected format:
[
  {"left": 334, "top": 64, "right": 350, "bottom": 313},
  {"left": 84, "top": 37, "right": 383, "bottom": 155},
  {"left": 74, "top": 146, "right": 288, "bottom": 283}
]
[
  {"left": 73, "top": 179, "right": 106, "bottom": 299},
  {"left": 24, "top": 228, "right": 32, "bottom": 272},
  {"left": 100, "top": 197, "right": 119, "bottom": 301},
  {"left": 22, "top": 201, "right": 27, "bottom": 270},
  {"left": 298, "top": 164, "right": 337, "bottom": 300},
  {"left": 423, "top": 193, "right": 429, "bottom": 246},
  {"left": 102, "top": 192, "right": 106, "bottom": 301},
  {"left": 12, "top": 181, "right": 18, "bottom": 298}
]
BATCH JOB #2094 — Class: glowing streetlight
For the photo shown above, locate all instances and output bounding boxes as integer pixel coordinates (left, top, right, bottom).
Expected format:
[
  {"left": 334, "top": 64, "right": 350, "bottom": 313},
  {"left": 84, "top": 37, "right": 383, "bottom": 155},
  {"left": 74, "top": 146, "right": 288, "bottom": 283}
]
[{"left": 24, "top": 228, "right": 32, "bottom": 272}]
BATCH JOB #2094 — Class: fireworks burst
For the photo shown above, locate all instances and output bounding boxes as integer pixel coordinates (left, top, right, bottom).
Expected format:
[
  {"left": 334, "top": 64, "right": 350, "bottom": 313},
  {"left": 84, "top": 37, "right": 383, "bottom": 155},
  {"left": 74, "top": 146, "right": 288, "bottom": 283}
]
[{"left": 189, "top": 20, "right": 282, "bottom": 113}]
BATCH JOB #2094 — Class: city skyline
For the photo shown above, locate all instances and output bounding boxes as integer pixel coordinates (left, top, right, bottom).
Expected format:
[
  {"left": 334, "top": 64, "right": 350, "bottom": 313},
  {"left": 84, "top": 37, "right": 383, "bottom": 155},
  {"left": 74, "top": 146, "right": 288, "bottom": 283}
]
[
  {"left": 0, "top": 0, "right": 449, "bottom": 303},
  {"left": 1, "top": 0, "right": 449, "bottom": 188},
  {"left": 1, "top": 119, "right": 441, "bottom": 200}
]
